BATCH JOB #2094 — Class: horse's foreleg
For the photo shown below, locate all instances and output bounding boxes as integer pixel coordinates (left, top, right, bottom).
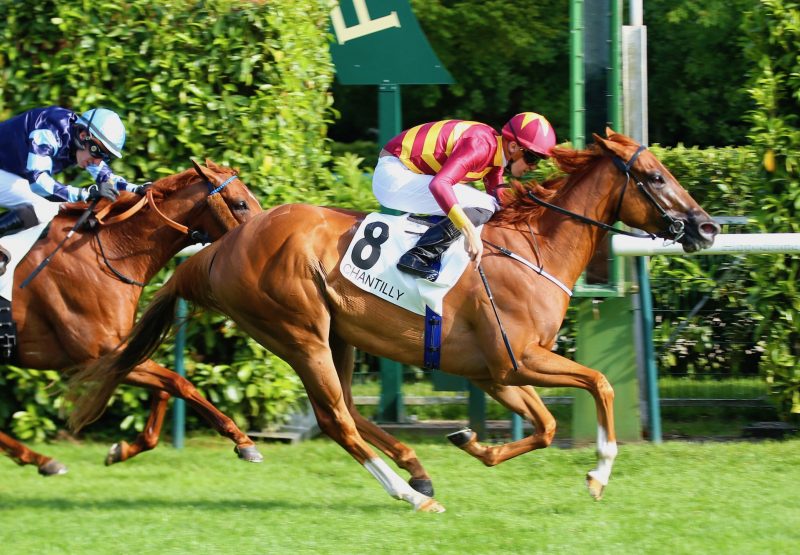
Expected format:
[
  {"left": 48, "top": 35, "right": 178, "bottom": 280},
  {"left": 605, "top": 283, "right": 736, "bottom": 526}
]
[
  {"left": 448, "top": 381, "right": 556, "bottom": 467},
  {"left": 327, "top": 336, "right": 433, "bottom": 496},
  {"left": 497, "top": 343, "right": 617, "bottom": 500},
  {"left": 0, "top": 431, "right": 67, "bottom": 476},
  {"left": 125, "top": 360, "right": 262, "bottom": 462}
]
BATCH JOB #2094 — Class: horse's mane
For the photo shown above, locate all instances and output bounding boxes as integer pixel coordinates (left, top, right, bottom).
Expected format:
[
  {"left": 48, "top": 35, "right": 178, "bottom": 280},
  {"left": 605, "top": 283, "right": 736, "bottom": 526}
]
[
  {"left": 491, "top": 144, "right": 605, "bottom": 226},
  {"left": 60, "top": 163, "right": 235, "bottom": 217}
]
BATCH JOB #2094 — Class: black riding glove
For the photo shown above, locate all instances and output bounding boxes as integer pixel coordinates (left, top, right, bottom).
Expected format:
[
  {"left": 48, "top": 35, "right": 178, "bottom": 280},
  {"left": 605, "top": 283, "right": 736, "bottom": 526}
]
[
  {"left": 86, "top": 181, "right": 119, "bottom": 202},
  {"left": 132, "top": 182, "right": 153, "bottom": 196}
]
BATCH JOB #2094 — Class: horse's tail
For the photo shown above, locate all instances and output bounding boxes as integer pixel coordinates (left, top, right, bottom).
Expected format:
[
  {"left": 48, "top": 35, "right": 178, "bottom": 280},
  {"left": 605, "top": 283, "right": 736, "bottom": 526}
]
[{"left": 67, "top": 248, "right": 215, "bottom": 432}]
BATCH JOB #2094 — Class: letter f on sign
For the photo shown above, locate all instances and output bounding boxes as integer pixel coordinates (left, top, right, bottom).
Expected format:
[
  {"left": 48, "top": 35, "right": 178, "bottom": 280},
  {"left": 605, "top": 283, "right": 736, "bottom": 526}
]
[{"left": 331, "top": 0, "right": 401, "bottom": 44}]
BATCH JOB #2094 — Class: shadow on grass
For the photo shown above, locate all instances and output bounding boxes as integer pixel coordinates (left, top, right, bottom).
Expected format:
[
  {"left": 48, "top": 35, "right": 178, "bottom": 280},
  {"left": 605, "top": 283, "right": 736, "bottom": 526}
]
[{"left": 0, "top": 496, "right": 391, "bottom": 512}]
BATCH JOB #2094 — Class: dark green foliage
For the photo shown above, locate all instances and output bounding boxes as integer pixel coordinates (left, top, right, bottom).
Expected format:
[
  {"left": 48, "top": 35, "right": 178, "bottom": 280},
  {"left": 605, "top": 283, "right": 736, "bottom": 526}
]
[{"left": 646, "top": 0, "right": 757, "bottom": 146}]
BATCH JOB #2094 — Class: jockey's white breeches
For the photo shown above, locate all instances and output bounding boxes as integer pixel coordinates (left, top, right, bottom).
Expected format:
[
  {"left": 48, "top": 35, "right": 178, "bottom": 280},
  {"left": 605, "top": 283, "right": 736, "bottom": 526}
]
[
  {"left": 372, "top": 155, "right": 498, "bottom": 216},
  {"left": 0, "top": 169, "right": 60, "bottom": 223}
]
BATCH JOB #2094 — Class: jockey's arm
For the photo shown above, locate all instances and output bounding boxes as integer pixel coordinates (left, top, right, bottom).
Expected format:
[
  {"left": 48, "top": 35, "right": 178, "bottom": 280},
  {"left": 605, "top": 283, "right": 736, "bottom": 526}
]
[
  {"left": 84, "top": 162, "right": 139, "bottom": 194},
  {"left": 428, "top": 140, "right": 491, "bottom": 265},
  {"left": 26, "top": 129, "right": 86, "bottom": 202}
]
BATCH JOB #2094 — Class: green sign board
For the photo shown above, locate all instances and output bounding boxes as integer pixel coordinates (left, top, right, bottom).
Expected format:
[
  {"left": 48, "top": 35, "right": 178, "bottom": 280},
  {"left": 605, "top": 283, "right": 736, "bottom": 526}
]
[{"left": 330, "top": 0, "right": 453, "bottom": 85}]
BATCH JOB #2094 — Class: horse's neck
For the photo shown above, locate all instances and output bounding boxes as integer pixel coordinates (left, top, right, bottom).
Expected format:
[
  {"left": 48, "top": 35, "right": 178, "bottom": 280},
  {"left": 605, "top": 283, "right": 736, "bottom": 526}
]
[
  {"left": 102, "top": 192, "right": 201, "bottom": 282},
  {"left": 495, "top": 166, "right": 619, "bottom": 290}
]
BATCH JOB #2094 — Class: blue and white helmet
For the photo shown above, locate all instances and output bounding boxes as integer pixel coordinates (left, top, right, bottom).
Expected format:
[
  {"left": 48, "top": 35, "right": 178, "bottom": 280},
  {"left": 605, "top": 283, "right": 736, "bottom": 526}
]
[{"left": 77, "top": 108, "right": 126, "bottom": 159}]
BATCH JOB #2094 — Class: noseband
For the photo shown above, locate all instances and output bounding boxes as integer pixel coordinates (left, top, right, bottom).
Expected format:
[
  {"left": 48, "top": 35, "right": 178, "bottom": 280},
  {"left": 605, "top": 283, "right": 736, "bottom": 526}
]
[
  {"left": 527, "top": 145, "right": 686, "bottom": 242},
  {"left": 610, "top": 145, "right": 685, "bottom": 242}
]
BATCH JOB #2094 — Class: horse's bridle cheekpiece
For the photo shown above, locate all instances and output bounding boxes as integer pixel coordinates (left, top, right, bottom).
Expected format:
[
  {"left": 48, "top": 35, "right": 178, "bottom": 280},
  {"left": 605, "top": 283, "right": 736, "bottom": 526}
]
[
  {"left": 92, "top": 170, "right": 240, "bottom": 286},
  {"left": 527, "top": 143, "right": 686, "bottom": 243}
]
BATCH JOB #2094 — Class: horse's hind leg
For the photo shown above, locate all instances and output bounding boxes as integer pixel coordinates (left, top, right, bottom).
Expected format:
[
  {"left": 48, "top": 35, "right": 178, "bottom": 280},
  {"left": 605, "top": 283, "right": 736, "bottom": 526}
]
[
  {"left": 328, "top": 336, "right": 434, "bottom": 496},
  {"left": 102, "top": 388, "right": 170, "bottom": 466},
  {"left": 448, "top": 381, "right": 557, "bottom": 467},
  {"left": 245, "top": 322, "right": 443, "bottom": 511},
  {"left": 122, "top": 360, "right": 262, "bottom": 463},
  {"left": 0, "top": 431, "right": 67, "bottom": 476}
]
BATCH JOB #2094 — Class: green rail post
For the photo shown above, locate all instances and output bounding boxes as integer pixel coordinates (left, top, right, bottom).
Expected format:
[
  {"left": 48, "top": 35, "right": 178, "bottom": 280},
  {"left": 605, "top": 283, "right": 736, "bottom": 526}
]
[
  {"left": 468, "top": 382, "right": 487, "bottom": 439},
  {"left": 573, "top": 296, "right": 642, "bottom": 442},
  {"left": 636, "top": 257, "right": 662, "bottom": 443},
  {"left": 172, "top": 294, "right": 188, "bottom": 449},
  {"left": 570, "top": 0, "right": 585, "bottom": 149},
  {"left": 511, "top": 412, "right": 523, "bottom": 441},
  {"left": 375, "top": 83, "right": 405, "bottom": 422}
]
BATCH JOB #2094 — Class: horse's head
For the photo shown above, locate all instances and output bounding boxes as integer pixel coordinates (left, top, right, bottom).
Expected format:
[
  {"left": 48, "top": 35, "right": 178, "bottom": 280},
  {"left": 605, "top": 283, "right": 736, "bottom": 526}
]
[
  {"left": 184, "top": 159, "right": 262, "bottom": 241},
  {"left": 593, "top": 129, "right": 719, "bottom": 253}
]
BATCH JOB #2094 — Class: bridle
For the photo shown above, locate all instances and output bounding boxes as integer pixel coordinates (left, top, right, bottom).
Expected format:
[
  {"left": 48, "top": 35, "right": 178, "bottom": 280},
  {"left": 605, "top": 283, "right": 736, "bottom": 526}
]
[
  {"left": 526, "top": 145, "right": 686, "bottom": 243},
  {"left": 93, "top": 171, "right": 240, "bottom": 286}
]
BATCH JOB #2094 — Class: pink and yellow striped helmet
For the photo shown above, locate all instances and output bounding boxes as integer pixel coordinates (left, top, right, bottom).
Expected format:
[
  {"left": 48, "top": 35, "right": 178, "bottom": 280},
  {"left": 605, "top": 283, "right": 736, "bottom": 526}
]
[{"left": 501, "top": 112, "right": 556, "bottom": 157}]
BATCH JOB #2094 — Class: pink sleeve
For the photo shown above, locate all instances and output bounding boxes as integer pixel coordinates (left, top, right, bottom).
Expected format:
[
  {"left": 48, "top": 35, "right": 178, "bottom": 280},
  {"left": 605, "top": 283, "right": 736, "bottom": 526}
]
[{"left": 428, "top": 139, "right": 492, "bottom": 213}]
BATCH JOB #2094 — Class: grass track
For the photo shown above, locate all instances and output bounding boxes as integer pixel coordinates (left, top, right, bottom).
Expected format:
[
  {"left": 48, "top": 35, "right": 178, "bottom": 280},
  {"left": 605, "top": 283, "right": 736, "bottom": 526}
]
[{"left": 1, "top": 436, "right": 798, "bottom": 554}]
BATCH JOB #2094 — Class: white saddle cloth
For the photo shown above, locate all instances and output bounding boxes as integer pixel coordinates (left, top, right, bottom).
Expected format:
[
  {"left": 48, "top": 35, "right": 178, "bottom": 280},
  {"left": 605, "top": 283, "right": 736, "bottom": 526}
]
[{"left": 340, "top": 213, "right": 479, "bottom": 316}]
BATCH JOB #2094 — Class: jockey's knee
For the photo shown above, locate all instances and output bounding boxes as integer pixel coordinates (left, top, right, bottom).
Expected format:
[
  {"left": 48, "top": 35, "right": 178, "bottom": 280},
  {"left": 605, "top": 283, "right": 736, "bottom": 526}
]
[{"left": 463, "top": 207, "right": 494, "bottom": 226}]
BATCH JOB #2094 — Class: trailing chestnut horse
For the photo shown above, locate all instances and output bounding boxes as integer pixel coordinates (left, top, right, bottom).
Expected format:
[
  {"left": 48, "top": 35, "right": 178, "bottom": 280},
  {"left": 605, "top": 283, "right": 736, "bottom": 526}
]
[
  {"left": 1, "top": 160, "right": 263, "bottom": 475},
  {"left": 69, "top": 131, "right": 719, "bottom": 512}
]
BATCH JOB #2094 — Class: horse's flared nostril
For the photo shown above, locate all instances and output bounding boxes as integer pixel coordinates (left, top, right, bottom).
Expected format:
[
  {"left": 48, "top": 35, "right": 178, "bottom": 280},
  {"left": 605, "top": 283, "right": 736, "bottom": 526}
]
[{"left": 700, "top": 221, "right": 721, "bottom": 239}]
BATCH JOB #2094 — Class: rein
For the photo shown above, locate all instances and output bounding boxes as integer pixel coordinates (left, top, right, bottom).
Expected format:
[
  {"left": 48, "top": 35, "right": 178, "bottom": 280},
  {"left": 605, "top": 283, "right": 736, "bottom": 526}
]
[
  {"left": 526, "top": 145, "right": 686, "bottom": 243},
  {"left": 93, "top": 172, "right": 239, "bottom": 286},
  {"left": 483, "top": 239, "right": 573, "bottom": 297}
]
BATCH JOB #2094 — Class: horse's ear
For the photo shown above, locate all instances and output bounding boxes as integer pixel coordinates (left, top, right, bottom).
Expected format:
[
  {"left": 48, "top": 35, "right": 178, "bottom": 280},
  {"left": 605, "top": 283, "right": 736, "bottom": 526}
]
[
  {"left": 592, "top": 133, "right": 609, "bottom": 148},
  {"left": 605, "top": 126, "right": 618, "bottom": 138},
  {"left": 192, "top": 159, "right": 211, "bottom": 181},
  {"left": 593, "top": 132, "right": 624, "bottom": 158},
  {"left": 205, "top": 158, "right": 220, "bottom": 170}
]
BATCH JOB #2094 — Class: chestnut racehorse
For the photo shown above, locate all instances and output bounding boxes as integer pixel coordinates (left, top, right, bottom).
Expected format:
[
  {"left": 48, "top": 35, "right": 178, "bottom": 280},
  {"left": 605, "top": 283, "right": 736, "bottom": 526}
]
[
  {"left": 69, "top": 131, "right": 719, "bottom": 512},
  {"left": 1, "top": 160, "right": 263, "bottom": 475}
]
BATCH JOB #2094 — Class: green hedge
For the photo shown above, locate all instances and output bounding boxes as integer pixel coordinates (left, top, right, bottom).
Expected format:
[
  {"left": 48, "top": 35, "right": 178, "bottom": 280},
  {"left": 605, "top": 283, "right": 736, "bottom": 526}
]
[
  {"left": 0, "top": 0, "right": 336, "bottom": 198},
  {"left": 742, "top": 0, "right": 800, "bottom": 417},
  {"left": 0, "top": 0, "right": 343, "bottom": 439}
]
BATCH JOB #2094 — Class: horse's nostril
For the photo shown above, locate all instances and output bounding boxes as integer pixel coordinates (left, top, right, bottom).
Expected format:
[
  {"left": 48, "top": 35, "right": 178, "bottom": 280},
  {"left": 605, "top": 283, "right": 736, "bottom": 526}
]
[{"left": 700, "top": 221, "right": 721, "bottom": 237}]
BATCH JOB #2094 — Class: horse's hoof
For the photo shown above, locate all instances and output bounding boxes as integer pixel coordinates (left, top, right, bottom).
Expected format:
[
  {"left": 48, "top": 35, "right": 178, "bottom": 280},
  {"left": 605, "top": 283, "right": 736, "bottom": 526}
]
[
  {"left": 416, "top": 498, "right": 446, "bottom": 513},
  {"left": 447, "top": 427, "right": 475, "bottom": 448},
  {"left": 38, "top": 459, "right": 68, "bottom": 476},
  {"left": 105, "top": 441, "right": 128, "bottom": 466},
  {"left": 586, "top": 474, "right": 605, "bottom": 500},
  {"left": 234, "top": 445, "right": 264, "bottom": 463},
  {"left": 409, "top": 478, "right": 434, "bottom": 497}
]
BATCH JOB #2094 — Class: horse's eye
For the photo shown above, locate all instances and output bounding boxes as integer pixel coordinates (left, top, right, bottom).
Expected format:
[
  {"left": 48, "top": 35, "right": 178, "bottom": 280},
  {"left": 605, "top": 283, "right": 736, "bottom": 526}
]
[
  {"left": 650, "top": 172, "right": 665, "bottom": 186},
  {"left": 233, "top": 200, "right": 248, "bottom": 211}
]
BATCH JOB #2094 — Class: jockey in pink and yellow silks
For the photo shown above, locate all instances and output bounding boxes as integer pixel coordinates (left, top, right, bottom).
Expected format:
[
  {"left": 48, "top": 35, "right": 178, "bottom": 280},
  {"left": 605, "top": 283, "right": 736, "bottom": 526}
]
[{"left": 373, "top": 112, "right": 557, "bottom": 281}]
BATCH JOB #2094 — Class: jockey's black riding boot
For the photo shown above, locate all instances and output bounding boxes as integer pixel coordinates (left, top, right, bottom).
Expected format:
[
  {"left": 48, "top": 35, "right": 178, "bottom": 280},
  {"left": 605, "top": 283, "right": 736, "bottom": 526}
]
[
  {"left": 397, "top": 207, "right": 493, "bottom": 282},
  {"left": 0, "top": 204, "right": 39, "bottom": 277}
]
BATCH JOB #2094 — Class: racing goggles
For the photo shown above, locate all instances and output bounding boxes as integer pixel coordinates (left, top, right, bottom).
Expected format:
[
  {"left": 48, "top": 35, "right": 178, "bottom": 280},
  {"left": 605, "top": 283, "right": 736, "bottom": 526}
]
[{"left": 83, "top": 138, "right": 111, "bottom": 163}]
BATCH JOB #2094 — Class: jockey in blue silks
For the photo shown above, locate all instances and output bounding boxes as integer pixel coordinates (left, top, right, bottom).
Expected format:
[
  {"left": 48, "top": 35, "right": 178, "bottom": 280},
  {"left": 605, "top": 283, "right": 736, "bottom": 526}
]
[{"left": 0, "top": 106, "right": 144, "bottom": 275}]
